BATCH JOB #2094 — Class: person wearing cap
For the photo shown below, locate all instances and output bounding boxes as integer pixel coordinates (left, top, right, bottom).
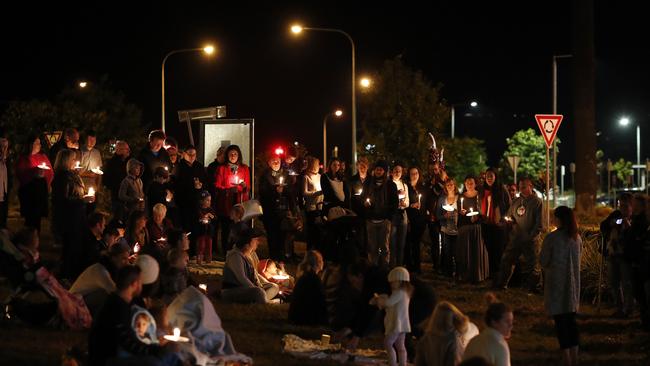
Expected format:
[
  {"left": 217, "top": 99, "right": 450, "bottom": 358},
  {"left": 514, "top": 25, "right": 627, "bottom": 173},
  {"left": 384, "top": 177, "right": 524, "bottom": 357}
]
[
  {"left": 362, "top": 159, "right": 398, "bottom": 266},
  {"left": 137, "top": 130, "right": 172, "bottom": 191},
  {"left": 222, "top": 227, "right": 279, "bottom": 304},
  {"left": 119, "top": 158, "right": 145, "bottom": 219},
  {"left": 104, "top": 140, "right": 131, "bottom": 221}
]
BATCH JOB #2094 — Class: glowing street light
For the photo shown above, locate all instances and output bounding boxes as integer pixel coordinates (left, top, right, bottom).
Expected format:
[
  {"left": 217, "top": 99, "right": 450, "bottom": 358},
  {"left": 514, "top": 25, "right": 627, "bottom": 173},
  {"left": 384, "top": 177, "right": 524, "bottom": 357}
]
[
  {"left": 161, "top": 44, "right": 216, "bottom": 132},
  {"left": 360, "top": 77, "right": 372, "bottom": 88},
  {"left": 323, "top": 109, "right": 344, "bottom": 167},
  {"left": 290, "top": 23, "right": 359, "bottom": 173},
  {"left": 470, "top": 101, "right": 478, "bottom": 108},
  {"left": 618, "top": 116, "right": 641, "bottom": 187},
  {"left": 79, "top": 81, "right": 88, "bottom": 88}
]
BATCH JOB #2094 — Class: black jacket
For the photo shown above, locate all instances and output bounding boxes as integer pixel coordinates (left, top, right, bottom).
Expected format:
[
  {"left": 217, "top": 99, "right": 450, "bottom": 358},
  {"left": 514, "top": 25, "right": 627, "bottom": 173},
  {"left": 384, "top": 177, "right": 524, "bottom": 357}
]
[
  {"left": 289, "top": 272, "right": 328, "bottom": 325},
  {"left": 362, "top": 176, "right": 398, "bottom": 221},
  {"left": 137, "top": 147, "right": 172, "bottom": 190},
  {"left": 103, "top": 154, "right": 130, "bottom": 197}
]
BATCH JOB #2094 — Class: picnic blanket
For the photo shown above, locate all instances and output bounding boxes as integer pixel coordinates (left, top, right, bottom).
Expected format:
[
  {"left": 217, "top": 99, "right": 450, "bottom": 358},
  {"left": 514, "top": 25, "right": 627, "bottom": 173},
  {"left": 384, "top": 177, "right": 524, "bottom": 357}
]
[
  {"left": 166, "top": 286, "right": 251, "bottom": 365},
  {"left": 281, "top": 334, "right": 386, "bottom": 365}
]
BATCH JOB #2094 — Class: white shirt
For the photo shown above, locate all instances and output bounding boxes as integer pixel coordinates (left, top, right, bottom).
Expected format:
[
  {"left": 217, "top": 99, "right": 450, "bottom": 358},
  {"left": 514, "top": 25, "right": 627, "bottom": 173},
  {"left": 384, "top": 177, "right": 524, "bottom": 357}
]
[
  {"left": 393, "top": 179, "right": 409, "bottom": 208},
  {"left": 463, "top": 327, "right": 510, "bottom": 366}
]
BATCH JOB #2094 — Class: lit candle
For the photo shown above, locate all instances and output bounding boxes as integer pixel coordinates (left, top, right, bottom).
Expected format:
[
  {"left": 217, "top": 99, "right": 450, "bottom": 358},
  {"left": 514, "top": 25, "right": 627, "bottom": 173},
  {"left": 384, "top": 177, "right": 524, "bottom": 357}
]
[
  {"left": 87, "top": 187, "right": 95, "bottom": 197},
  {"left": 460, "top": 197, "right": 464, "bottom": 209},
  {"left": 279, "top": 176, "right": 284, "bottom": 185},
  {"left": 74, "top": 161, "right": 81, "bottom": 169},
  {"left": 133, "top": 242, "right": 140, "bottom": 254},
  {"left": 418, "top": 193, "right": 422, "bottom": 207},
  {"left": 37, "top": 162, "right": 50, "bottom": 170},
  {"left": 173, "top": 327, "right": 180, "bottom": 339},
  {"left": 91, "top": 167, "right": 104, "bottom": 175},
  {"left": 355, "top": 188, "right": 363, "bottom": 196},
  {"left": 199, "top": 284, "right": 207, "bottom": 292},
  {"left": 164, "top": 166, "right": 169, "bottom": 171},
  {"left": 366, "top": 198, "right": 371, "bottom": 205}
]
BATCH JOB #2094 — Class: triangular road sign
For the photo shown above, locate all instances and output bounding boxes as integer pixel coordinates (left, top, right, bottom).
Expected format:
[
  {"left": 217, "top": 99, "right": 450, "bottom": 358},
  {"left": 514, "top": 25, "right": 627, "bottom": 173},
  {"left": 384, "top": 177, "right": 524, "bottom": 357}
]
[{"left": 535, "top": 114, "right": 563, "bottom": 149}]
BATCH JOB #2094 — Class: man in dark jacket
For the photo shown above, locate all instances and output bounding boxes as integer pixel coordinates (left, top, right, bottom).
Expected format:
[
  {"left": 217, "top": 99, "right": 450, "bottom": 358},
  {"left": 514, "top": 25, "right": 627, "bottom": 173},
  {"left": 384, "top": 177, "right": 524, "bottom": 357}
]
[
  {"left": 104, "top": 140, "right": 131, "bottom": 220},
  {"left": 174, "top": 145, "right": 207, "bottom": 231},
  {"left": 88, "top": 265, "right": 179, "bottom": 366},
  {"left": 362, "top": 160, "right": 397, "bottom": 266},
  {"left": 49, "top": 127, "right": 79, "bottom": 163},
  {"left": 137, "top": 130, "right": 172, "bottom": 191}
]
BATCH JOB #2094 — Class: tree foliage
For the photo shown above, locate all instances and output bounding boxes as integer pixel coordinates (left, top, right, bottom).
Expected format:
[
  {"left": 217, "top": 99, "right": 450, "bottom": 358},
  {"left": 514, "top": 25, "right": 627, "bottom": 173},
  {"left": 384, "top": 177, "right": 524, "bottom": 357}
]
[
  {"left": 612, "top": 158, "right": 633, "bottom": 187},
  {"left": 501, "top": 128, "right": 560, "bottom": 183},
  {"left": 441, "top": 137, "right": 488, "bottom": 181},
  {"left": 0, "top": 76, "right": 148, "bottom": 153},
  {"left": 358, "top": 57, "right": 450, "bottom": 170}
]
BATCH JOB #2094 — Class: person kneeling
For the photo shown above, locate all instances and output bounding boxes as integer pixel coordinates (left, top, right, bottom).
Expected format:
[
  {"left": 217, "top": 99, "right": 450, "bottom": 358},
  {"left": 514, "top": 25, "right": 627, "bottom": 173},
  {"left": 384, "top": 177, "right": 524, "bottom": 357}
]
[{"left": 221, "top": 228, "right": 279, "bottom": 304}]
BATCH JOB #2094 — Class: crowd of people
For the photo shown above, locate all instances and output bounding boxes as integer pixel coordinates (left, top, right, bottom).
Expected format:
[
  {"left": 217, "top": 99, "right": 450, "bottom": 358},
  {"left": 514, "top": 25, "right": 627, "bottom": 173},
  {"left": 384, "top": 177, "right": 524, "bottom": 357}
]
[{"left": 0, "top": 126, "right": 648, "bottom": 366}]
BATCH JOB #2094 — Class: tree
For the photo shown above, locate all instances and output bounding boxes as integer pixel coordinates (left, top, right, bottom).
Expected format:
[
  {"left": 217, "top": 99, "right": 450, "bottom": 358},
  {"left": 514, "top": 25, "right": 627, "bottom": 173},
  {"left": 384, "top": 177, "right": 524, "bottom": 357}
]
[
  {"left": 501, "top": 129, "right": 560, "bottom": 186},
  {"left": 572, "top": 0, "right": 598, "bottom": 213},
  {"left": 358, "top": 57, "right": 450, "bottom": 170},
  {"left": 441, "top": 137, "right": 488, "bottom": 181},
  {"left": 0, "top": 76, "right": 148, "bottom": 153},
  {"left": 612, "top": 158, "right": 633, "bottom": 188}
]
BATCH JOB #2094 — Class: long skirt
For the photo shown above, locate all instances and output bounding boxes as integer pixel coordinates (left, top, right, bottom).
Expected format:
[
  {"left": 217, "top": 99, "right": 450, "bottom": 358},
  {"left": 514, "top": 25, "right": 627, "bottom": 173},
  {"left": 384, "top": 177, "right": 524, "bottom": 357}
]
[{"left": 455, "top": 223, "right": 489, "bottom": 283}]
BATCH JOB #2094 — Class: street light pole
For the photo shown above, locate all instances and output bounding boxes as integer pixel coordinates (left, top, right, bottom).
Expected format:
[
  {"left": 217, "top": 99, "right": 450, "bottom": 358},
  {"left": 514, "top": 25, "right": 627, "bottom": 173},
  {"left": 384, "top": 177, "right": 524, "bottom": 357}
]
[
  {"left": 323, "top": 109, "right": 343, "bottom": 168},
  {"left": 552, "top": 54, "right": 572, "bottom": 208},
  {"left": 450, "top": 101, "right": 477, "bottom": 139},
  {"left": 291, "top": 26, "right": 357, "bottom": 173},
  {"left": 637, "top": 124, "right": 641, "bottom": 187},
  {"left": 161, "top": 45, "right": 215, "bottom": 133}
]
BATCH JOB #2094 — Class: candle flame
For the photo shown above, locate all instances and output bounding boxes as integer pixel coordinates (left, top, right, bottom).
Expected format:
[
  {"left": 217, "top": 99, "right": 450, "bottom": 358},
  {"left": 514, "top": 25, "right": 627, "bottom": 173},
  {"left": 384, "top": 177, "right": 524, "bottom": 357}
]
[
  {"left": 173, "top": 327, "right": 180, "bottom": 338},
  {"left": 88, "top": 187, "right": 95, "bottom": 196},
  {"left": 199, "top": 284, "right": 207, "bottom": 291}
]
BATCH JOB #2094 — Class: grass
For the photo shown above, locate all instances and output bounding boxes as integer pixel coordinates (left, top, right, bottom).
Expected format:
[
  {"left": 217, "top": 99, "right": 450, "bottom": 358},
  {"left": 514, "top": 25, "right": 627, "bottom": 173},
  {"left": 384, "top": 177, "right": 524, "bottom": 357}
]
[{"left": 1, "top": 211, "right": 650, "bottom": 366}]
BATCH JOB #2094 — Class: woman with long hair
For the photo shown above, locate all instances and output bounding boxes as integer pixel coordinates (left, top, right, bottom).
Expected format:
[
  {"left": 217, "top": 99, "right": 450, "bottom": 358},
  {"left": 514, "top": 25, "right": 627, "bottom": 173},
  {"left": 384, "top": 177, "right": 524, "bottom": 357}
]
[
  {"left": 456, "top": 176, "right": 489, "bottom": 283},
  {"left": 437, "top": 179, "right": 460, "bottom": 277},
  {"left": 405, "top": 166, "right": 427, "bottom": 273},
  {"left": 481, "top": 168, "right": 511, "bottom": 277},
  {"left": 15, "top": 134, "right": 53, "bottom": 232},
  {"left": 541, "top": 206, "right": 581, "bottom": 366},
  {"left": 302, "top": 156, "right": 324, "bottom": 251},
  {"left": 51, "top": 149, "right": 94, "bottom": 279},
  {"left": 389, "top": 162, "right": 409, "bottom": 268},
  {"left": 415, "top": 301, "right": 476, "bottom": 366}
]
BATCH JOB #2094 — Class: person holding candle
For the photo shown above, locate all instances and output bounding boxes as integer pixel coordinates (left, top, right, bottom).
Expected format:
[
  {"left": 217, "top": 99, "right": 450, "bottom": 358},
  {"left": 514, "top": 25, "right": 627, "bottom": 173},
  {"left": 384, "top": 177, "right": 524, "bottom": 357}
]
[
  {"left": 125, "top": 210, "right": 149, "bottom": 254},
  {"left": 349, "top": 156, "right": 370, "bottom": 255},
  {"left": 146, "top": 203, "right": 174, "bottom": 245},
  {"left": 320, "top": 157, "right": 350, "bottom": 218},
  {"left": 363, "top": 159, "right": 398, "bottom": 266},
  {"left": 79, "top": 130, "right": 103, "bottom": 212},
  {"left": 146, "top": 166, "right": 179, "bottom": 226},
  {"left": 16, "top": 134, "right": 53, "bottom": 232},
  {"left": 52, "top": 148, "right": 95, "bottom": 280},
  {"left": 137, "top": 129, "right": 172, "bottom": 192},
  {"left": 174, "top": 145, "right": 207, "bottom": 233},
  {"left": 88, "top": 265, "right": 180, "bottom": 366},
  {"left": 119, "top": 158, "right": 146, "bottom": 219},
  {"left": 494, "top": 177, "right": 543, "bottom": 292},
  {"left": 426, "top": 162, "right": 446, "bottom": 273},
  {"left": 405, "top": 166, "right": 428, "bottom": 274},
  {"left": 481, "top": 168, "right": 512, "bottom": 278},
  {"left": 455, "top": 175, "right": 489, "bottom": 283},
  {"left": 195, "top": 190, "right": 216, "bottom": 264},
  {"left": 389, "top": 162, "right": 409, "bottom": 268},
  {"left": 259, "top": 155, "right": 296, "bottom": 261},
  {"left": 437, "top": 179, "right": 460, "bottom": 278},
  {"left": 302, "top": 156, "right": 324, "bottom": 251},
  {"left": 49, "top": 127, "right": 80, "bottom": 164},
  {"left": 215, "top": 145, "right": 250, "bottom": 255}
]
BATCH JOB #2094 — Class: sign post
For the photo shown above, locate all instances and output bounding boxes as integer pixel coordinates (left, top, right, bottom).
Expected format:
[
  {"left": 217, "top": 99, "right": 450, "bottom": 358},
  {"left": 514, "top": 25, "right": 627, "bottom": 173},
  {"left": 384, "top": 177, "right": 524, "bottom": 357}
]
[
  {"left": 535, "top": 114, "right": 564, "bottom": 229},
  {"left": 507, "top": 155, "right": 520, "bottom": 184}
]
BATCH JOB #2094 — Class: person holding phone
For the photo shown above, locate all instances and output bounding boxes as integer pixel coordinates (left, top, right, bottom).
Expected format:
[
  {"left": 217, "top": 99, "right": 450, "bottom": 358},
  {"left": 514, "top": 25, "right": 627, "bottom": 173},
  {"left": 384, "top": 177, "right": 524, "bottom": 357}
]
[{"left": 599, "top": 193, "right": 634, "bottom": 318}]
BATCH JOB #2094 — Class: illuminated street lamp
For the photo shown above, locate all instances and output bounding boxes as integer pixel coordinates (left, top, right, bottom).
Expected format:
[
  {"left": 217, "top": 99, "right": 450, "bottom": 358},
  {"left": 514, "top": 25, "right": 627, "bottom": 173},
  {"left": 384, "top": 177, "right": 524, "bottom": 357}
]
[
  {"left": 323, "top": 109, "right": 344, "bottom": 168},
  {"left": 161, "top": 44, "right": 216, "bottom": 132},
  {"left": 450, "top": 100, "right": 479, "bottom": 139},
  {"left": 360, "top": 77, "right": 372, "bottom": 89},
  {"left": 79, "top": 81, "right": 88, "bottom": 88},
  {"left": 619, "top": 116, "right": 641, "bottom": 187},
  {"left": 291, "top": 23, "right": 359, "bottom": 173}
]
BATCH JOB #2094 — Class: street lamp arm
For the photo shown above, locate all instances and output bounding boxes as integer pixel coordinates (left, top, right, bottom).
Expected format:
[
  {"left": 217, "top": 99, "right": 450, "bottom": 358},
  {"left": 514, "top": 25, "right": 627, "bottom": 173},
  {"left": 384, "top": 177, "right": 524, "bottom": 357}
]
[
  {"left": 303, "top": 27, "right": 355, "bottom": 48},
  {"left": 162, "top": 48, "right": 205, "bottom": 67}
]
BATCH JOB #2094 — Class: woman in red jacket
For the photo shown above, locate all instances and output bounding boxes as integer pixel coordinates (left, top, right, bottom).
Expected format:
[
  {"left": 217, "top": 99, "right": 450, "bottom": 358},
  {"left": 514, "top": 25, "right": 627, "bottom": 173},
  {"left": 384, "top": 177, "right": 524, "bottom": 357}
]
[
  {"left": 15, "top": 134, "right": 54, "bottom": 231},
  {"left": 214, "top": 145, "right": 250, "bottom": 254}
]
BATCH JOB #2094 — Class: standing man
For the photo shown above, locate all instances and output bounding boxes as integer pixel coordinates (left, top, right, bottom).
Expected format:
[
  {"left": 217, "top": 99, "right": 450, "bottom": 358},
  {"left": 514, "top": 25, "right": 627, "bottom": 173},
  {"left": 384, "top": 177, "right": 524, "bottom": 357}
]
[
  {"left": 362, "top": 160, "right": 398, "bottom": 266},
  {"left": 137, "top": 130, "right": 171, "bottom": 191},
  {"left": 349, "top": 156, "right": 370, "bottom": 255},
  {"left": 495, "top": 177, "right": 543, "bottom": 291},
  {"left": 103, "top": 141, "right": 131, "bottom": 221},
  {"left": 49, "top": 127, "right": 80, "bottom": 163},
  {"left": 79, "top": 130, "right": 103, "bottom": 213}
]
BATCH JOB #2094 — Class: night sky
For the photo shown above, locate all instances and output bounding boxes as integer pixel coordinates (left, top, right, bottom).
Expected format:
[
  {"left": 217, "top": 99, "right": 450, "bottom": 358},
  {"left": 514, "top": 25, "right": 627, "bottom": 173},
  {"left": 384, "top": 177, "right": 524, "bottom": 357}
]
[{"left": 2, "top": 1, "right": 649, "bottom": 168}]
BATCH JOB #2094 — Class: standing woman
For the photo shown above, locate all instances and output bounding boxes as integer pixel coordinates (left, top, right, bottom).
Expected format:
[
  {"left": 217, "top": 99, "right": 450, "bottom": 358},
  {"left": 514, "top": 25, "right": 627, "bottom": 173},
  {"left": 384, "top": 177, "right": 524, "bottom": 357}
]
[
  {"left": 16, "top": 134, "right": 53, "bottom": 232},
  {"left": 389, "top": 162, "right": 409, "bottom": 268},
  {"left": 51, "top": 149, "right": 94, "bottom": 280},
  {"left": 437, "top": 179, "right": 460, "bottom": 278},
  {"left": 482, "top": 168, "right": 511, "bottom": 278},
  {"left": 456, "top": 176, "right": 489, "bottom": 283},
  {"left": 214, "top": 145, "right": 250, "bottom": 255},
  {"left": 540, "top": 206, "right": 581, "bottom": 366},
  {"left": 302, "top": 156, "right": 323, "bottom": 251},
  {"left": 405, "top": 166, "right": 427, "bottom": 274}
]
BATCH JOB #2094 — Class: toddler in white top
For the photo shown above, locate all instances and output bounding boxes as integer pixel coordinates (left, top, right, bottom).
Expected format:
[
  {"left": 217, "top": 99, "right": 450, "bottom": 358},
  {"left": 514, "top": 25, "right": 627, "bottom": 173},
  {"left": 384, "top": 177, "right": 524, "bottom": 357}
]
[{"left": 370, "top": 266, "right": 412, "bottom": 366}]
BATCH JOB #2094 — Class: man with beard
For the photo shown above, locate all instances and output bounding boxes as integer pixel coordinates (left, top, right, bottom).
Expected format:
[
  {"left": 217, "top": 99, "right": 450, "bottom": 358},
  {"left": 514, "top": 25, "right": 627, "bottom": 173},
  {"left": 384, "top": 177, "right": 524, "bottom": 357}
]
[{"left": 362, "top": 160, "right": 398, "bottom": 266}]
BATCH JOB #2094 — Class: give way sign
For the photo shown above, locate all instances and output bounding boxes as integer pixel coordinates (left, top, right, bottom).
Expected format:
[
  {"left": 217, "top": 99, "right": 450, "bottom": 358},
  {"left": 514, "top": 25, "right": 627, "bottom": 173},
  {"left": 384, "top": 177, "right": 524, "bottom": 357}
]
[{"left": 535, "top": 114, "right": 564, "bottom": 149}]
